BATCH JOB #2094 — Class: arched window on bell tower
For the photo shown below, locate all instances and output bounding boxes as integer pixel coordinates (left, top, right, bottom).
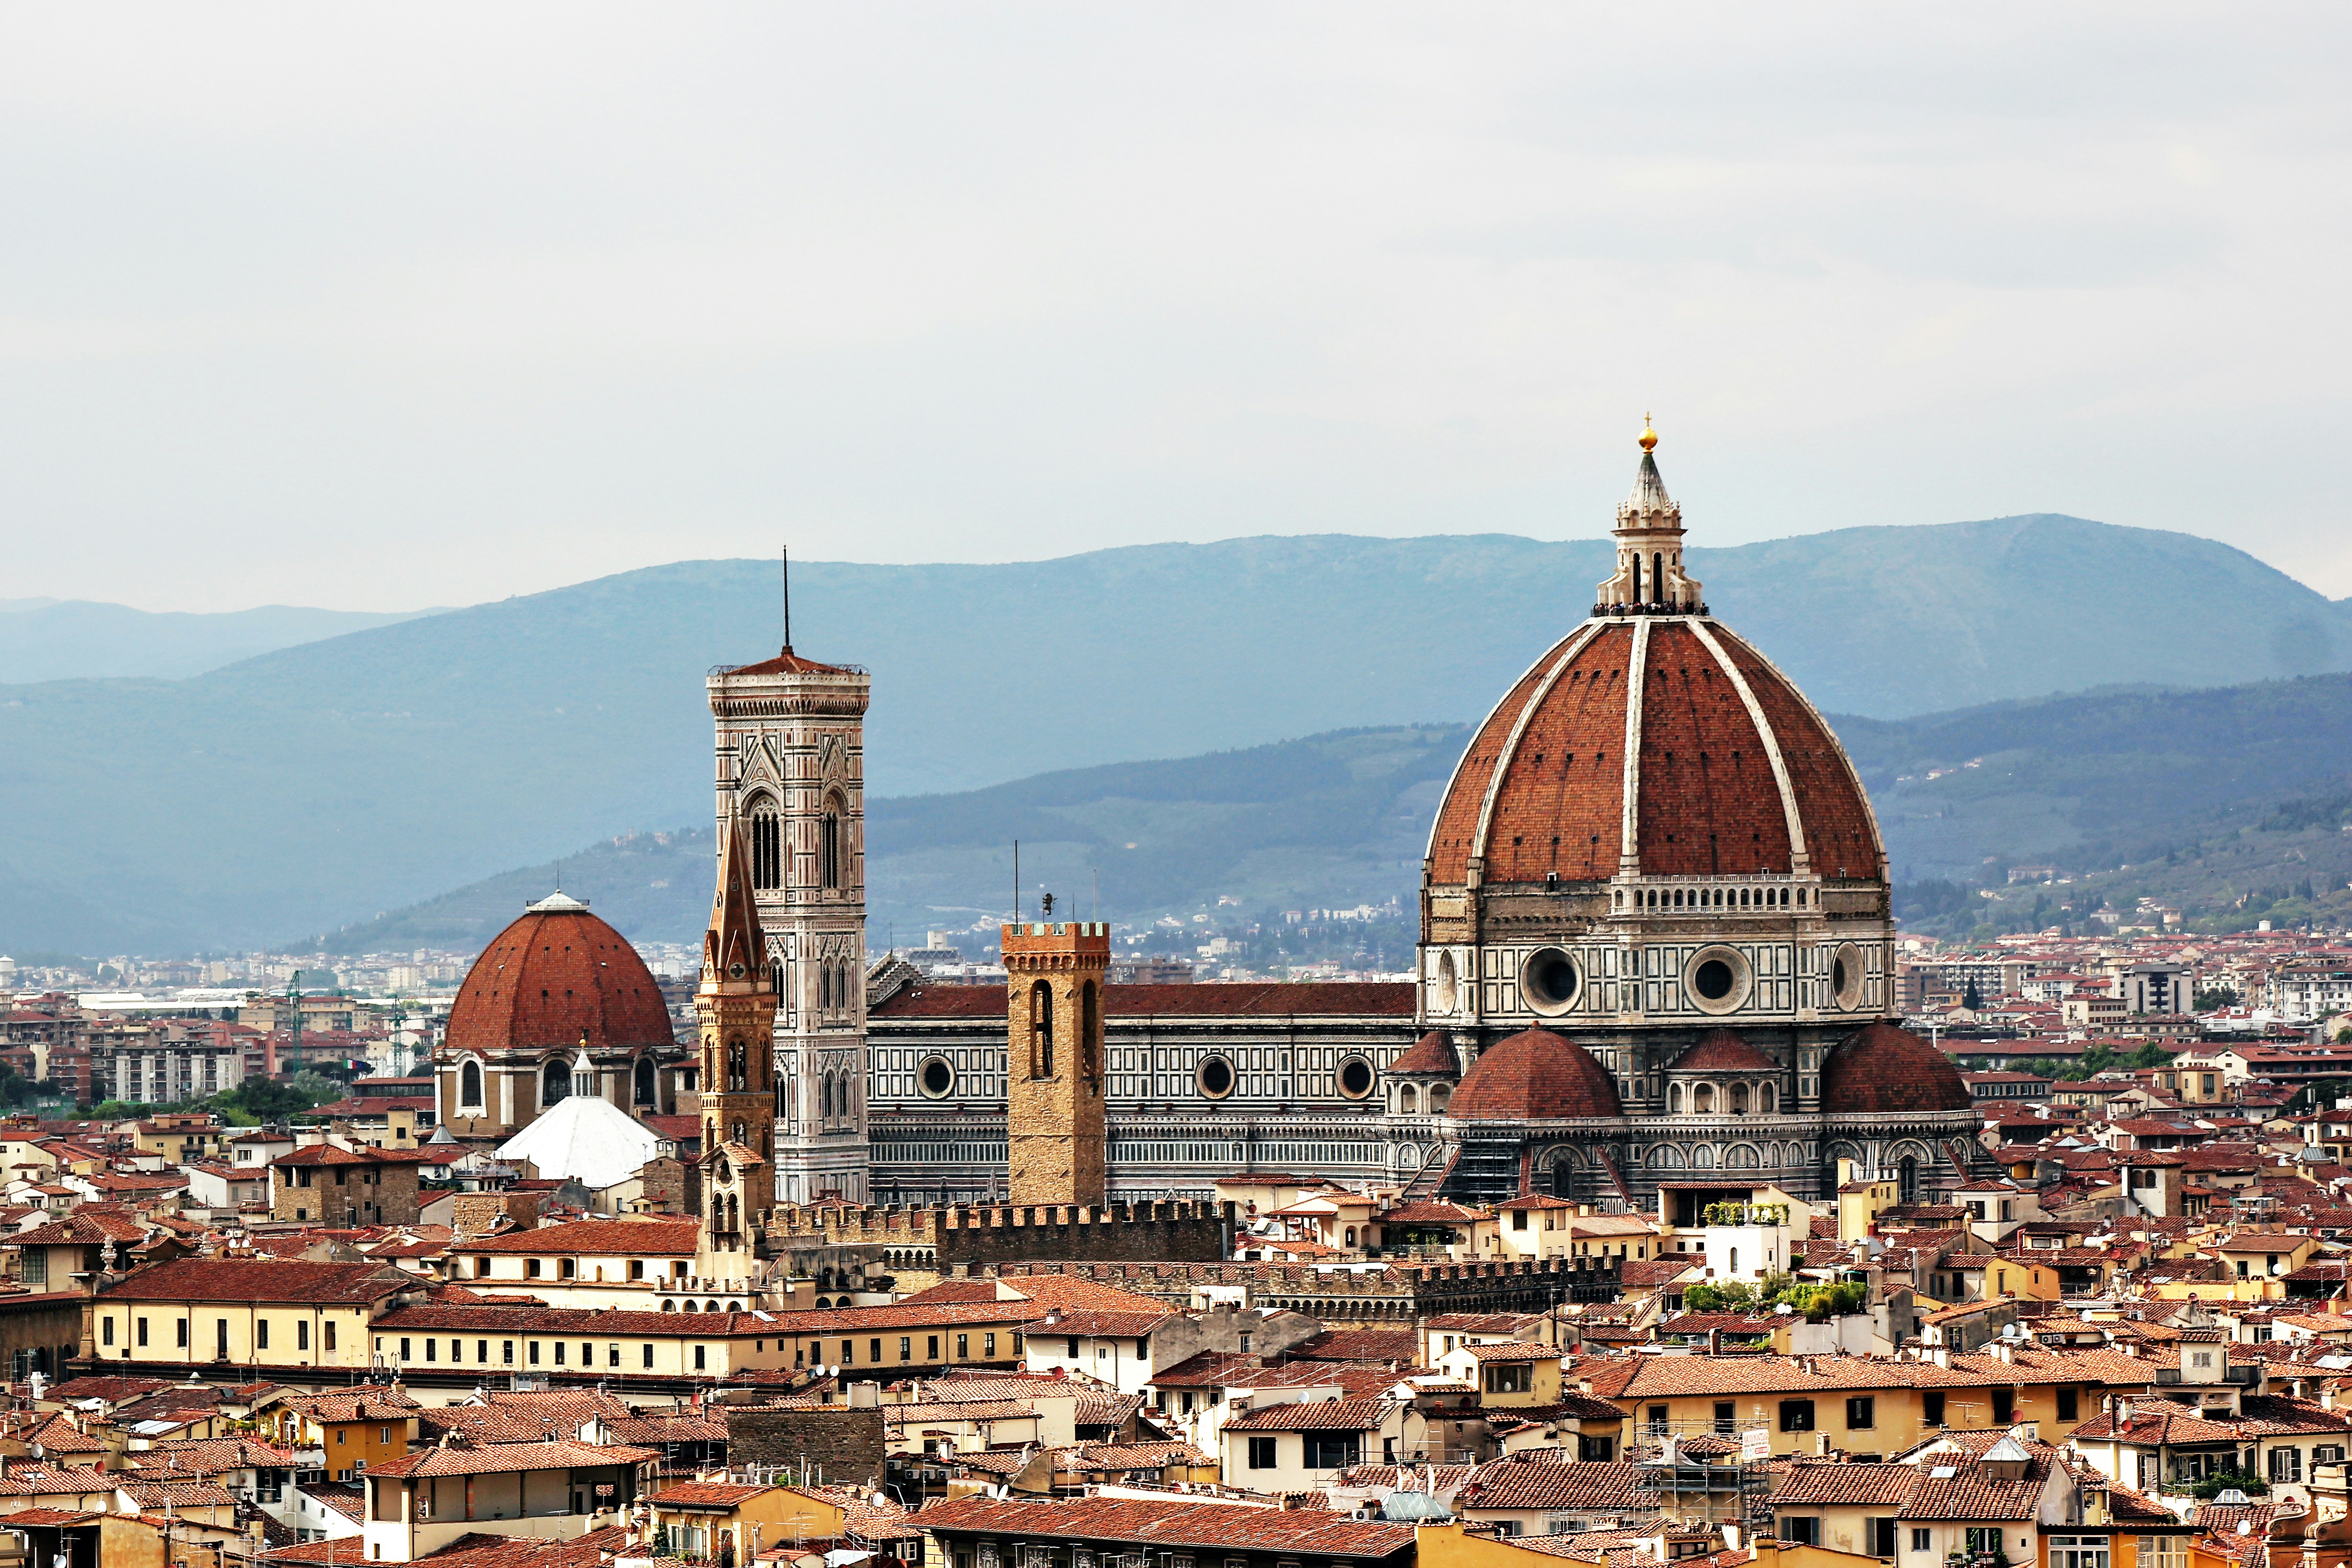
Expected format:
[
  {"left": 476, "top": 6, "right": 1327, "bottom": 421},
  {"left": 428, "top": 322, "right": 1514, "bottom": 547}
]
[
  {"left": 820, "top": 792, "right": 846, "bottom": 891},
  {"left": 1029, "top": 980, "right": 1054, "bottom": 1079},
  {"left": 748, "top": 793, "right": 782, "bottom": 891},
  {"left": 728, "top": 1039, "right": 748, "bottom": 1092}
]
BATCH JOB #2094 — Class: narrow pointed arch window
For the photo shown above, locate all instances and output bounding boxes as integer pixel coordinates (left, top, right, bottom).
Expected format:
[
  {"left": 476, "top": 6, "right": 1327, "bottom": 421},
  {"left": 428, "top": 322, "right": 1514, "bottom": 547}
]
[
  {"left": 820, "top": 793, "right": 846, "bottom": 891},
  {"left": 1652, "top": 551, "right": 1664, "bottom": 604},
  {"left": 1080, "top": 981, "right": 1100, "bottom": 1081},
  {"left": 1029, "top": 981, "right": 1054, "bottom": 1079},
  {"left": 748, "top": 794, "right": 783, "bottom": 891},
  {"left": 728, "top": 1039, "right": 749, "bottom": 1092}
]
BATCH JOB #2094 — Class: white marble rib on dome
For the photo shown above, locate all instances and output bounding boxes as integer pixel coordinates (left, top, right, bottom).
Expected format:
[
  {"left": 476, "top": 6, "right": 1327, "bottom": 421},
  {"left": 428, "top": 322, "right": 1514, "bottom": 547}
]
[{"left": 495, "top": 1092, "right": 660, "bottom": 1191}]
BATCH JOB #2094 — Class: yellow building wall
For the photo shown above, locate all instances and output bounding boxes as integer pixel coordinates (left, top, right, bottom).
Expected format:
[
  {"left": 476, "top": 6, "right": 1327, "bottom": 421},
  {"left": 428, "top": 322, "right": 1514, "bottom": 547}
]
[
  {"left": 1617, "top": 1372, "right": 2094, "bottom": 1456},
  {"left": 318, "top": 1415, "right": 414, "bottom": 1478},
  {"left": 90, "top": 1299, "right": 380, "bottom": 1370}
]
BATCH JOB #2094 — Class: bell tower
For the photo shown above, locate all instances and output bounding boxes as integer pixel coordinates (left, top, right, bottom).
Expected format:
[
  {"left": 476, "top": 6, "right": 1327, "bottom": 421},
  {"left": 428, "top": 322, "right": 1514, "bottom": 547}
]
[
  {"left": 1003, "top": 905, "right": 1110, "bottom": 1207},
  {"left": 708, "top": 630, "right": 872, "bottom": 1204},
  {"left": 696, "top": 816, "right": 776, "bottom": 1270}
]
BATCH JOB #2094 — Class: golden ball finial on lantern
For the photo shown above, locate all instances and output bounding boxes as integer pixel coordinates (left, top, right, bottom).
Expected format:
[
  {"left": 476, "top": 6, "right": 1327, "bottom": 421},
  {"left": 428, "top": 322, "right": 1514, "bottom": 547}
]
[{"left": 1638, "top": 413, "right": 1657, "bottom": 453}]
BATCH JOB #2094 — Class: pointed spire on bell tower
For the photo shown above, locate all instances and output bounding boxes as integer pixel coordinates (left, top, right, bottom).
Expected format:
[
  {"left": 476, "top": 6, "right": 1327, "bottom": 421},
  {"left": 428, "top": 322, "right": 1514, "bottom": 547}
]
[
  {"left": 1595, "top": 415, "right": 1703, "bottom": 615},
  {"left": 702, "top": 810, "right": 770, "bottom": 992}
]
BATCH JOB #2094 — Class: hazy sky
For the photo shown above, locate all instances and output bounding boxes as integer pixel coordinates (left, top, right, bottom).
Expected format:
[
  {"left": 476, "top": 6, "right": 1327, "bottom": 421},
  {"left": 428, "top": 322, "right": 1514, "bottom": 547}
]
[{"left": 3, "top": 6, "right": 2348, "bottom": 610}]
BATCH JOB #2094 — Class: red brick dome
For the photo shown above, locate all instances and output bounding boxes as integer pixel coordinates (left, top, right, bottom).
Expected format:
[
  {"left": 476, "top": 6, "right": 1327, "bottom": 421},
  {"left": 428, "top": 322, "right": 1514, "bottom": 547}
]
[
  {"left": 1671, "top": 1030, "right": 1778, "bottom": 1073},
  {"left": 1425, "top": 617, "right": 1883, "bottom": 886},
  {"left": 444, "top": 893, "right": 676, "bottom": 1057},
  {"left": 1449, "top": 1026, "right": 1622, "bottom": 1120},
  {"left": 1388, "top": 1030, "right": 1461, "bottom": 1078},
  {"left": 1821, "top": 1022, "right": 1971, "bottom": 1114}
]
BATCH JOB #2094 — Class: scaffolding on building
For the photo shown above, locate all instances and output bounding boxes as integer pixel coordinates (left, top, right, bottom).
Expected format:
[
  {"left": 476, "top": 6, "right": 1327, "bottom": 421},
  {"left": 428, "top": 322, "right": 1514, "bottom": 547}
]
[{"left": 1628, "top": 1418, "right": 1779, "bottom": 1537}]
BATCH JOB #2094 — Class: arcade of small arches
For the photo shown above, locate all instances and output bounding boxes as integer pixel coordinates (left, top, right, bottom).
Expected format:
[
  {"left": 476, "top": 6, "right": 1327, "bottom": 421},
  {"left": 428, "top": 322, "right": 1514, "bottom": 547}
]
[
  {"left": 1389, "top": 1082, "right": 1452, "bottom": 1117},
  {"left": 1528, "top": 1136, "right": 1942, "bottom": 1200},
  {"left": 1664, "top": 1078, "right": 1778, "bottom": 1115},
  {"left": 451, "top": 1053, "right": 660, "bottom": 1113},
  {"left": 1616, "top": 884, "right": 1809, "bottom": 912}
]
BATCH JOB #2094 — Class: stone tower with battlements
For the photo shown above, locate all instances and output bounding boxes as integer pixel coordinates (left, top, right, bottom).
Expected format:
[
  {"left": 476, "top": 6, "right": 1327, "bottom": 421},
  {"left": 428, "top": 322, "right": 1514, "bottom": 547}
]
[
  {"left": 1003, "top": 915, "right": 1110, "bottom": 1207},
  {"left": 696, "top": 816, "right": 776, "bottom": 1269},
  {"left": 708, "top": 640, "right": 872, "bottom": 1203}
]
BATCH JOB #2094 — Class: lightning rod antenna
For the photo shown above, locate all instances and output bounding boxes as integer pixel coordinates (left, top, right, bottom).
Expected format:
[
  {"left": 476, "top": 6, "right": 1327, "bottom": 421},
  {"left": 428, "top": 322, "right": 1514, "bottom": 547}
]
[{"left": 782, "top": 545, "right": 791, "bottom": 651}]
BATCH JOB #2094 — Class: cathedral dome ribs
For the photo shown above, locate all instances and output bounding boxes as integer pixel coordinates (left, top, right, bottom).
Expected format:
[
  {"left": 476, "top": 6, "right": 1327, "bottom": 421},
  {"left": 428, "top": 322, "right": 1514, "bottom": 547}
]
[
  {"left": 1413, "top": 424, "right": 1939, "bottom": 1182},
  {"left": 443, "top": 893, "right": 676, "bottom": 1060}
]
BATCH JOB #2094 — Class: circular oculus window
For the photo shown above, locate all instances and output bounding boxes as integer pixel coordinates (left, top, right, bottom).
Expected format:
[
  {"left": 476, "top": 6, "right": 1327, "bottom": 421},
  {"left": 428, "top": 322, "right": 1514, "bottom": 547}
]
[
  {"left": 1519, "top": 947, "right": 1582, "bottom": 1016},
  {"left": 1196, "top": 1055, "right": 1236, "bottom": 1099},
  {"left": 1830, "top": 941, "right": 1867, "bottom": 1012},
  {"left": 1683, "top": 945, "right": 1754, "bottom": 1016},
  {"left": 918, "top": 1056, "right": 956, "bottom": 1099},
  {"left": 1337, "top": 1057, "right": 1376, "bottom": 1100}
]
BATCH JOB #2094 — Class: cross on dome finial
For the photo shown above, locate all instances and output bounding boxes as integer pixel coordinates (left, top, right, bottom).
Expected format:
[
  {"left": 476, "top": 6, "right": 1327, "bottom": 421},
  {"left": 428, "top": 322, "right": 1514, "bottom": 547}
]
[{"left": 1640, "top": 414, "right": 1656, "bottom": 452}]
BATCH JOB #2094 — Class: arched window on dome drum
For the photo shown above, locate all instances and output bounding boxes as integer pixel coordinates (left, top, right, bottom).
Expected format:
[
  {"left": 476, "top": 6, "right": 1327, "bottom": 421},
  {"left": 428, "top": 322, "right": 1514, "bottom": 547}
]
[
  {"left": 820, "top": 795, "right": 845, "bottom": 891},
  {"left": 1029, "top": 981, "right": 1054, "bottom": 1078},
  {"left": 1667, "top": 1083, "right": 1682, "bottom": 1114},
  {"left": 1080, "top": 982, "right": 1100, "bottom": 1081},
  {"left": 748, "top": 796, "right": 782, "bottom": 891},
  {"left": 460, "top": 1060, "right": 483, "bottom": 1110},
  {"left": 542, "top": 1057, "right": 569, "bottom": 1108},
  {"left": 633, "top": 1058, "right": 655, "bottom": 1106}
]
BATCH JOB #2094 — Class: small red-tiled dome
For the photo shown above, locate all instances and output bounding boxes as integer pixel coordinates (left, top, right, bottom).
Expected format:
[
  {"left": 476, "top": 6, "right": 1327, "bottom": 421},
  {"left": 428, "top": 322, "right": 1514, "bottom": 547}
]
[
  {"left": 1388, "top": 1031, "right": 1461, "bottom": 1078},
  {"left": 444, "top": 893, "right": 676, "bottom": 1057},
  {"left": 1821, "top": 1022, "right": 1971, "bottom": 1114},
  {"left": 1449, "top": 1027, "right": 1622, "bottom": 1121},
  {"left": 1671, "top": 1030, "right": 1779, "bottom": 1073}
]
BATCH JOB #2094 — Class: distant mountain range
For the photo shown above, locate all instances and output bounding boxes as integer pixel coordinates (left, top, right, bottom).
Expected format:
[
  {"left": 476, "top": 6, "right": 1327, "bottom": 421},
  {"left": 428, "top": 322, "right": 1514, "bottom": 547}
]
[
  {"left": 326, "top": 669, "right": 2352, "bottom": 955},
  {"left": 0, "top": 599, "right": 442, "bottom": 682},
  {"left": 2, "top": 515, "right": 2347, "bottom": 955}
]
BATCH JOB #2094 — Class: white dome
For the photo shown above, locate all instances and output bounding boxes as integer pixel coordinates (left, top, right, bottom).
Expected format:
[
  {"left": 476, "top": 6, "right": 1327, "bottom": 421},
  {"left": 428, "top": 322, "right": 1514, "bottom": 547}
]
[{"left": 495, "top": 1093, "right": 662, "bottom": 1191}]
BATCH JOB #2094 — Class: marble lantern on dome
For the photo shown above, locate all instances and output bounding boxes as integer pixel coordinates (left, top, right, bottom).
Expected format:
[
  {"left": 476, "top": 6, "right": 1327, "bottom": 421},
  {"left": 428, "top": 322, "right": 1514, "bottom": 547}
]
[{"left": 1411, "top": 423, "right": 1982, "bottom": 1207}]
